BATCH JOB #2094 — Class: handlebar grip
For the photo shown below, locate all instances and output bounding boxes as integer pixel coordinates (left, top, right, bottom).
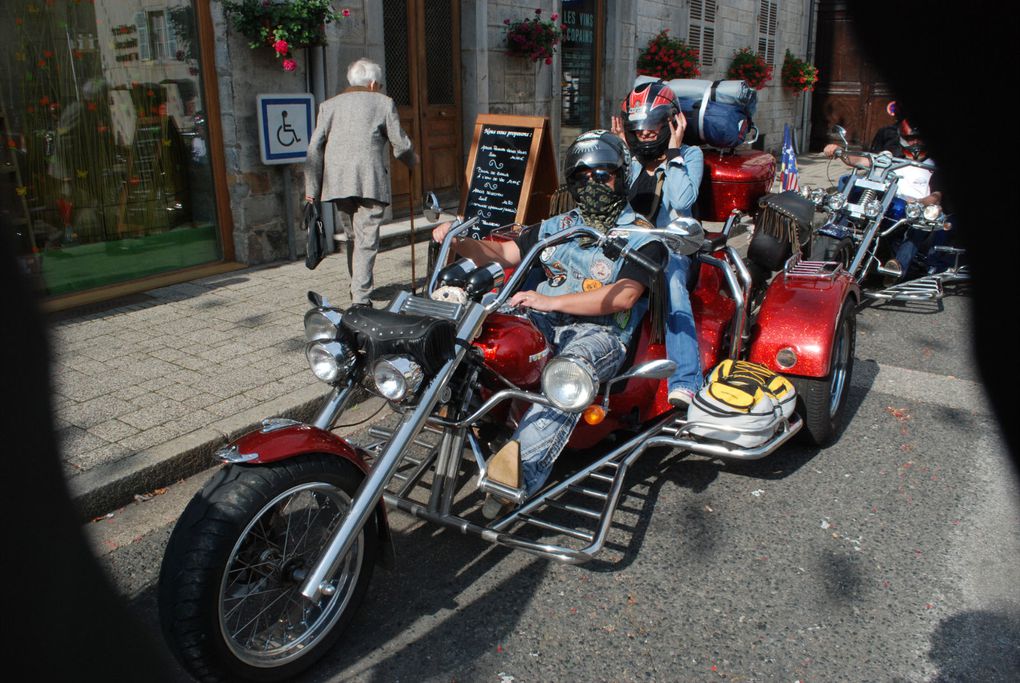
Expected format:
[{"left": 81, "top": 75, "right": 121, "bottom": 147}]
[{"left": 621, "top": 244, "right": 662, "bottom": 275}]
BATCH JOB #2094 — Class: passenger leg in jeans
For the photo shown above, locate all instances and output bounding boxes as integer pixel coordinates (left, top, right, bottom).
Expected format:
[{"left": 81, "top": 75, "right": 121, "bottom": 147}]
[
  {"left": 665, "top": 254, "right": 702, "bottom": 405},
  {"left": 484, "top": 322, "right": 626, "bottom": 517}
]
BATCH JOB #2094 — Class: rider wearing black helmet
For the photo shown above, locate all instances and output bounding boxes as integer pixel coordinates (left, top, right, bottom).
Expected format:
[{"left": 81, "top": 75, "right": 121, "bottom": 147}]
[{"left": 432, "top": 130, "right": 666, "bottom": 518}]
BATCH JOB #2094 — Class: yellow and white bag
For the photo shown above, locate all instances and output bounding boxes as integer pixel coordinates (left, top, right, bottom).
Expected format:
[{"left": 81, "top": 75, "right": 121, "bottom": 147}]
[{"left": 687, "top": 360, "right": 796, "bottom": 447}]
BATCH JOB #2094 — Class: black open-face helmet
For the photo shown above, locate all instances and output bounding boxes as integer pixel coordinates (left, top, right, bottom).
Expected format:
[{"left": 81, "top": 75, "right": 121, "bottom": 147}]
[
  {"left": 563, "top": 129, "right": 631, "bottom": 203},
  {"left": 620, "top": 81, "right": 680, "bottom": 161}
]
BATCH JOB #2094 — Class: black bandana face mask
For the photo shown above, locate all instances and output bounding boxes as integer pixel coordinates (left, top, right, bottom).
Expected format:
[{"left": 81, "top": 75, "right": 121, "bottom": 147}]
[{"left": 575, "top": 181, "right": 627, "bottom": 233}]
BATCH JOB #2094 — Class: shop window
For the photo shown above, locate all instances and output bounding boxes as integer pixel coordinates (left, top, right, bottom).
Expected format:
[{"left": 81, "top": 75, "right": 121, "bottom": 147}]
[
  {"left": 560, "top": 0, "right": 602, "bottom": 151},
  {"left": 1, "top": 0, "right": 223, "bottom": 297}
]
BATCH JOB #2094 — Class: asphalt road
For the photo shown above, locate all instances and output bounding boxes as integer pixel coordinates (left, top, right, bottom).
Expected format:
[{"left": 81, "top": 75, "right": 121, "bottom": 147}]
[{"left": 87, "top": 282, "right": 1018, "bottom": 682}]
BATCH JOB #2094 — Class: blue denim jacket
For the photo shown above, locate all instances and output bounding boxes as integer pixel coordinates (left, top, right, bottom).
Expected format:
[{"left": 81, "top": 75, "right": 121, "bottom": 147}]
[
  {"left": 530, "top": 207, "right": 657, "bottom": 346},
  {"left": 628, "top": 144, "right": 705, "bottom": 224}
]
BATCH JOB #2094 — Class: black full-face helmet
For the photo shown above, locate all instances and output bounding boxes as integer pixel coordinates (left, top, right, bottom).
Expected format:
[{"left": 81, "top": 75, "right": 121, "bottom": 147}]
[
  {"left": 620, "top": 81, "right": 680, "bottom": 161},
  {"left": 563, "top": 129, "right": 631, "bottom": 203},
  {"left": 898, "top": 118, "right": 926, "bottom": 159}
]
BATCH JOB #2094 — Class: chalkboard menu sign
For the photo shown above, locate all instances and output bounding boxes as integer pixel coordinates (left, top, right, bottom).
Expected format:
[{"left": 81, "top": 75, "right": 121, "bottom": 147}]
[
  {"left": 463, "top": 124, "right": 534, "bottom": 236},
  {"left": 459, "top": 114, "right": 559, "bottom": 239}
]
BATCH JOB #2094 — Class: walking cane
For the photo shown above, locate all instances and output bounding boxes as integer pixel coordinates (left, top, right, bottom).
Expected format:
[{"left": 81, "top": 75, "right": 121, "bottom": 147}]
[{"left": 407, "top": 165, "right": 417, "bottom": 295}]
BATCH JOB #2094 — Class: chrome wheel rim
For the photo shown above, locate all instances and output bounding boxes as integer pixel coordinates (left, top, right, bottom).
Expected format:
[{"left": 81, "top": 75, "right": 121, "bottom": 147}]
[
  {"left": 218, "top": 482, "right": 363, "bottom": 668},
  {"left": 828, "top": 315, "right": 851, "bottom": 417}
]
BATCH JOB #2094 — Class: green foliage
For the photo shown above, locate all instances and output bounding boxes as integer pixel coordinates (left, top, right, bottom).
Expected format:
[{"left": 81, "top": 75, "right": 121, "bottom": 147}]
[
  {"left": 222, "top": 0, "right": 344, "bottom": 50},
  {"left": 636, "top": 30, "right": 700, "bottom": 80}
]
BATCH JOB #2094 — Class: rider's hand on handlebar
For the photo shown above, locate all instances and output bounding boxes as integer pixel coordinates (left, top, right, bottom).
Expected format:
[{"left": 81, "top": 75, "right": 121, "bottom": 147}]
[
  {"left": 432, "top": 221, "right": 453, "bottom": 243},
  {"left": 823, "top": 143, "right": 841, "bottom": 159},
  {"left": 509, "top": 290, "right": 555, "bottom": 312}
]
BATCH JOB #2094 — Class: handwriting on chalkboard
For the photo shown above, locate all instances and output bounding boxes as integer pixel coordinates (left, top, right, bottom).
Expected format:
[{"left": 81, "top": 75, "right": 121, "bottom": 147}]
[{"left": 464, "top": 125, "right": 534, "bottom": 238}]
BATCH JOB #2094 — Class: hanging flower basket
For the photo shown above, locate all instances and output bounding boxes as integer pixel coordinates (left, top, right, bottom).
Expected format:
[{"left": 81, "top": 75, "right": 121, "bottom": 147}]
[
  {"left": 780, "top": 50, "right": 819, "bottom": 93},
  {"left": 503, "top": 8, "right": 566, "bottom": 65},
  {"left": 223, "top": 0, "right": 349, "bottom": 72},
  {"left": 636, "top": 30, "right": 700, "bottom": 80},
  {"left": 725, "top": 48, "right": 773, "bottom": 90}
]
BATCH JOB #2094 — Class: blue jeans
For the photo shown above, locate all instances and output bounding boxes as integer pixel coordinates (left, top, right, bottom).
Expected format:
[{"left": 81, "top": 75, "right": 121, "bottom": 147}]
[
  {"left": 893, "top": 221, "right": 954, "bottom": 280},
  {"left": 665, "top": 254, "right": 703, "bottom": 394},
  {"left": 514, "top": 317, "right": 627, "bottom": 496}
]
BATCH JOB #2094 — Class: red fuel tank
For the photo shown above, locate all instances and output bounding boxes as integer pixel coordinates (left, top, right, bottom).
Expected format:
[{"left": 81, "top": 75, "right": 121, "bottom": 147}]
[
  {"left": 473, "top": 313, "right": 550, "bottom": 389},
  {"left": 696, "top": 149, "right": 776, "bottom": 221}
]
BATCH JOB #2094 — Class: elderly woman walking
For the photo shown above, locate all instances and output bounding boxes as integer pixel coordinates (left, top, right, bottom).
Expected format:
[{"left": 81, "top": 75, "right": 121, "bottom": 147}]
[{"left": 304, "top": 58, "right": 417, "bottom": 306}]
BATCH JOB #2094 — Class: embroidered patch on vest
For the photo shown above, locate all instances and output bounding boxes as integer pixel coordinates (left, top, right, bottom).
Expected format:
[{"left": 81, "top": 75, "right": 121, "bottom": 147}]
[
  {"left": 589, "top": 258, "right": 613, "bottom": 282},
  {"left": 614, "top": 309, "right": 631, "bottom": 330},
  {"left": 540, "top": 246, "right": 557, "bottom": 264},
  {"left": 582, "top": 278, "right": 603, "bottom": 292},
  {"left": 548, "top": 274, "right": 567, "bottom": 287}
]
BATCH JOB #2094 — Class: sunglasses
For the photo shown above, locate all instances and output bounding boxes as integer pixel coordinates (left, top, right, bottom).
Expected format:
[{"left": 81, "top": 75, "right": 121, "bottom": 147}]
[{"left": 574, "top": 167, "right": 615, "bottom": 185}]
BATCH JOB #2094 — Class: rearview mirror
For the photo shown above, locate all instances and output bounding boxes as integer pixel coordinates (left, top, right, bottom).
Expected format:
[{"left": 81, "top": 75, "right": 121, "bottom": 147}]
[
  {"left": 423, "top": 191, "right": 441, "bottom": 223},
  {"left": 664, "top": 215, "right": 705, "bottom": 256},
  {"left": 832, "top": 125, "right": 849, "bottom": 147}
]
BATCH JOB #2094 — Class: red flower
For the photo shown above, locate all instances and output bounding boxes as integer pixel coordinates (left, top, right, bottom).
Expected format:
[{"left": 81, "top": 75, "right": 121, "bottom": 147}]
[
  {"left": 282, "top": 58, "right": 297, "bottom": 72},
  {"left": 545, "top": 56, "right": 552, "bottom": 64},
  {"left": 273, "top": 39, "right": 289, "bottom": 55},
  {"left": 342, "top": 8, "right": 350, "bottom": 17}
]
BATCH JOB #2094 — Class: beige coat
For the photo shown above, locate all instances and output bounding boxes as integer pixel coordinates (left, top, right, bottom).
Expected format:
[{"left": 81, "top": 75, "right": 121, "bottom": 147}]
[{"left": 304, "top": 87, "right": 415, "bottom": 205}]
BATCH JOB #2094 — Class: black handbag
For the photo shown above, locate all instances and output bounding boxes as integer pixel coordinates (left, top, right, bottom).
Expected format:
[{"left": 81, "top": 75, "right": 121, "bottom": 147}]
[{"left": 304, "top": 201, "right": 326, "bottom": 270}]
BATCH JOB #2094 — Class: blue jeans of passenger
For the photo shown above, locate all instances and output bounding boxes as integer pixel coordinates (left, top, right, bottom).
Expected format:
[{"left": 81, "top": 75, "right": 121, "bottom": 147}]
[
  {"left": 514, "top": 316, "right": 627, "bottom": 496},
  {"left": 893, "top": 222, "right": 953, "bottom": 281},
  {"left": 665, "top": 254, "right": 703, "bottom": 394}
]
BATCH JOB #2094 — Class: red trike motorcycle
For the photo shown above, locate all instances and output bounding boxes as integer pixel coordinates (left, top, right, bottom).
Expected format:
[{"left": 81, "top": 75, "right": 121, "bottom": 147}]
[{"left": 159, "top": 201, "right": 859, "bottom": 682}]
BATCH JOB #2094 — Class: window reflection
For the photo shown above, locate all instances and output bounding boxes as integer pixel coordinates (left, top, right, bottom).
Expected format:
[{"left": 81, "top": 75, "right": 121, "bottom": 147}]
[{"left": 0, "top": 0, "right": 221, "bottom": 297}]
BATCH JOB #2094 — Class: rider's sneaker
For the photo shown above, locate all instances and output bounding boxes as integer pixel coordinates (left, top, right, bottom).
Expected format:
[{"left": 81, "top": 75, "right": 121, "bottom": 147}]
[
  {"left": 481, "top": 494, "right": 514, "bottom": 520},
  {"left": 668, "top": 388, "right": 695, "bottom": 408}
]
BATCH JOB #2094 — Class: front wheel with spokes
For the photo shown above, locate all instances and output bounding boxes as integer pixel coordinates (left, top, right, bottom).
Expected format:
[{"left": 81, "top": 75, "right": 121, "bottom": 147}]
[{"left": 159, "top": 454, "right": 377, "bottom": 682}]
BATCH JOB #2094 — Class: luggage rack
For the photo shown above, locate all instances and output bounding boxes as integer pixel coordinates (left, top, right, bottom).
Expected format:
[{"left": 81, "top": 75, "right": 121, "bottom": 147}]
[
  {"left": 866, "top": 274, "right": 944, "bottom": 302},
  {"left": 356, "top": 411, "right": 802, "bottom": 564},
  {"left": 783, "top": 255, "right": 844, "bottom": 281}
]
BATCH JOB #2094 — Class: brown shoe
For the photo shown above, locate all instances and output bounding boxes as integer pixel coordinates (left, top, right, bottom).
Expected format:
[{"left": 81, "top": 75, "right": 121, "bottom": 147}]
[
  {"left": 487, "top": 440, "right": 520, "bottom": 488},
  {"left": 482, "top": 440, "right": 521, "bottom": 520}
]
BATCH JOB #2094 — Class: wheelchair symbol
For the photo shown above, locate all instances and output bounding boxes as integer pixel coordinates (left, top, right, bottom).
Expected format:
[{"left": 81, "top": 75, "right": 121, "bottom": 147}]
[{"left": 276, "top": 110, "right": 301, "bottom": 147}]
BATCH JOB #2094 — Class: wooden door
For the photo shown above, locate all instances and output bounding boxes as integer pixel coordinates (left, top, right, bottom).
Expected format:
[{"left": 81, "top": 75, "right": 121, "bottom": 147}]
[
  {"left": 383, "top": 0, "right": 462, "bottom": 216},
  {"left": 809, "top": 1, "right": 895, "bottom": 151}
]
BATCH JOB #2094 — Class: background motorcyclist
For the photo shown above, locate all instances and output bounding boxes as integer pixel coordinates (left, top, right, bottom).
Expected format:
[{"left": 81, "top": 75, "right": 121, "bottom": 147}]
[
  {"left": 823, "top": 116, "right": 950, "bottom": 280},
  {"left": 612, "top": 81, "right": 704, "bottom": 407},
  {"left": 432, "top": 130, "right": 666, "bottom": 518}
]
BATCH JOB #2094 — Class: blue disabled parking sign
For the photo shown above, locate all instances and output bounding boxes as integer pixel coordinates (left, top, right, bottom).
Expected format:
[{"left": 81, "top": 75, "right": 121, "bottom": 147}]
[{"left": 256, "top": 93, "right": 315, "bottom": 165}]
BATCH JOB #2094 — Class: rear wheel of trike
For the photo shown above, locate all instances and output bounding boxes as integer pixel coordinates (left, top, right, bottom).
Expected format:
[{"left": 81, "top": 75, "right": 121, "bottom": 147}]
[
  {"left": 158, "top": 453, "right": 377, "bottom": 682},
  {"left": 810, "top": 235, "right": 854, "bottom": 270},
  {"left": 791, "top": 298, "right": 856, "bottom": 446}
]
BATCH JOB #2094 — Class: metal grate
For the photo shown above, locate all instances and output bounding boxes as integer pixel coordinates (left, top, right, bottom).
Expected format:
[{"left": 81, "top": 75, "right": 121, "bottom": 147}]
[
  {"left": 382, "top": 0, "right": 411, "bottom": 107},
  {"left": 424, "top": 0, "right": 454, "bottom": 105}
]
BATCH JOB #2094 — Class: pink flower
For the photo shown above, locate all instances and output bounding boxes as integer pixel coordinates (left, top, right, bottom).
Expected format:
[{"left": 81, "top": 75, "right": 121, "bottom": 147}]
[
  {"left": 503, "top": 18, "right": 510, "bottom": 25},
  {"left": 551, "top": 13, "right": 558, "bottom": 21},
  {"left": 342, "top": 8, "right": 350, "bottom": 17},
  {"left": 282, "top": 58, "right": 297, "bottom": 72},
  {"left": 545, "top": 56, "right": 552, "bottom": 64},
  {"left": 273, "top": 39, "right": 289, "bottom": 56},
  {"left": 534, "top": 8, "right": 541, "bottom": 14}
]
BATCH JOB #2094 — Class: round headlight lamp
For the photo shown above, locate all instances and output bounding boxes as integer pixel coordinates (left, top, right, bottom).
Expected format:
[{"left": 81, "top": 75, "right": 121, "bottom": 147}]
[
  {"left": 923, "top": 204, "right": 943, "bottom": 222},
  {"left": 809, "top": 187, "right": 826, "bottom": 205},
  {"left": 905, "top": 201, "right": 923, "bottom": 219},
  {"left": 826, "top": 193, "right": 846, "bottom": 211},
  {"left": 541, "top": 356, "right": 599, "bottom": 413},
  {"left": 863, "top": 199, "right": 883, "bottom": 218},
  {"left": 304, "top": 308, "right": 343, "bottom": 342},
  {"left": 372, "top": 356, "right": 424, "bottom": 402},
  {"left": 305, "top": 341, "right": 351, "bottom": 383},
  {"left": 776, "top": 347, "right": 798, "bottom": 370}
]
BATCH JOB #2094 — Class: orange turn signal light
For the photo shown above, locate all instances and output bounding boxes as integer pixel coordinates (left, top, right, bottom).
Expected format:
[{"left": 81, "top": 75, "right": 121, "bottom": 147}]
[{"left": 582, "top": 404, "right": 606, "bottom": 425}]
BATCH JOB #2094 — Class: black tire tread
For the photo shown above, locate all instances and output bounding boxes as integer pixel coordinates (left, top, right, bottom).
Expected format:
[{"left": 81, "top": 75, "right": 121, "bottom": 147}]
[{"left": 158, "top": 453, "right": 376, "bottom": 683}]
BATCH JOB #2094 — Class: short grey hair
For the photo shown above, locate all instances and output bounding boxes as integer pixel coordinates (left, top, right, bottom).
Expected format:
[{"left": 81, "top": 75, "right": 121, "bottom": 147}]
[{"left": 347, "top": 58, "right": 383, "bottom": 87}]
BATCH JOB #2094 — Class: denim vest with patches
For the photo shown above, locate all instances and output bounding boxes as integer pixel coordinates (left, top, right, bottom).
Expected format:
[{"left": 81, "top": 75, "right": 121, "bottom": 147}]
[{"left": 532, "top": 208, "right": 657, "bottom": 346}]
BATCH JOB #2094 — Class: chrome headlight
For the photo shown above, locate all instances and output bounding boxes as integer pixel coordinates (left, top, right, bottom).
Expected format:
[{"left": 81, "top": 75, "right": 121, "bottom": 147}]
[
  {"left": 923, "top": 204, "right": 943, "bottom": 222},
  {"left": 826, "top": 193, "right": 846, "bottom": 211},
  {"left": 541, "top": 356, "right": 598, "bottom": 413},
  {"left": 372, "top": 356, "right": 424, "bottom": 401},
  {"left": 304, "top": 308, "right": 343, "bottom": 342},
  {"left": 305, "top": 340, "right": 355, "bottom": 383},
  {"left": 808, "top": 187, "right": 827, "bottom": 206},
  {"left": 905, "top": 201, "right": 923, "bottom": 219},
  {"left": 863, "top": 199, "right": 883, "bottom": 218}
]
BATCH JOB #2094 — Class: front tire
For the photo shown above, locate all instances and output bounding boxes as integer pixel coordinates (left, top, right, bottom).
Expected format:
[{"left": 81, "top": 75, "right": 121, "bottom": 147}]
[
  {"left": 159, "top": 454, "right": 377, "bottom": 682},
  {"left": 791, "top": 298, "right": 856, "bottom": 446},
  {"left": 810, "top": 235, "right": 854, "bottom": 270}
]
